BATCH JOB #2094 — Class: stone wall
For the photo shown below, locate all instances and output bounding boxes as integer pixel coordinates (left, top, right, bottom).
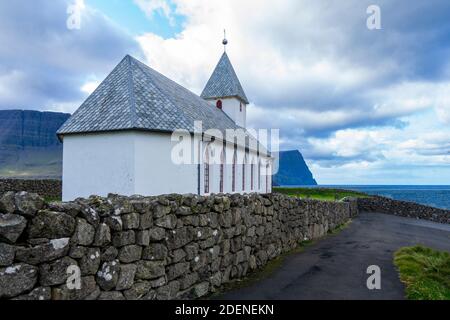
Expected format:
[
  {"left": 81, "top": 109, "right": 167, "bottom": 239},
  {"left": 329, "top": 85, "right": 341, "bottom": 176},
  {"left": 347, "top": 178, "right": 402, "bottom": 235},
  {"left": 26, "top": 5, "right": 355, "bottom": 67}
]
[
  {"left": 357, "top": 196, "right": 450, "bottom": 225},
  {"left": 0, "top": 179, "right": 62, "bottom": 199},
  {"left": 0, "top": 192, "right": 357, "bottom": 300}
]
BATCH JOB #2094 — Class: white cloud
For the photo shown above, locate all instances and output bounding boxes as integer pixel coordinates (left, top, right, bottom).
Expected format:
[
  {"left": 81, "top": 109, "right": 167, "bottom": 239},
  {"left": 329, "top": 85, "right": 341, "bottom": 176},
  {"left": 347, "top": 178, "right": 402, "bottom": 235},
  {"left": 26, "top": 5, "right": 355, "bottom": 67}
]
[
  {"left": 134, "top": 0, "right": 176, "bottom": 25},
  {"left": 0, "top": 0, "right": 139, "bottom": 111},
  {"left": 81, "top": 80, "right": 100, "bottom": 95},
  {"left": 2, "top": 0, "right": 450, "bottom": 184},
  {"left": 132, "top": 0, "right": 450, "bottom": 184}
]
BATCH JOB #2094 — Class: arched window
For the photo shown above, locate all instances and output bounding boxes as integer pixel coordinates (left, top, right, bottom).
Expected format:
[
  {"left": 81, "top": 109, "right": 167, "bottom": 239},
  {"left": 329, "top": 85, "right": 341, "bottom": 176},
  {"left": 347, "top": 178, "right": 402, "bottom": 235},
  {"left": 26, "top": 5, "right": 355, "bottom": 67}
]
[
  {"left": 232, "top": 148, "right": 237, "bottom": 192},
  {"left": 219, "top": 148, "right": 224, "bottom": 193},
  {"left": 216, "top": 100, "right": 222, "bottom": 109},
  {"left": 204, "top": 145, "right": 211, "bottom": 194},
  {"left": 240, "top": 102, "right": 242, "bottom": 112},
  {"left": 266, "top": 163, "right": 270, "bottom": 193},
  {"left": 242, "top": 154, "right": 247, "bottom": 191},
  {"left": 251, "top": 161, "right": 254, "bottom": 191},
  {"left": 258, "top": 159, "right": 261, "bottom": 190}
]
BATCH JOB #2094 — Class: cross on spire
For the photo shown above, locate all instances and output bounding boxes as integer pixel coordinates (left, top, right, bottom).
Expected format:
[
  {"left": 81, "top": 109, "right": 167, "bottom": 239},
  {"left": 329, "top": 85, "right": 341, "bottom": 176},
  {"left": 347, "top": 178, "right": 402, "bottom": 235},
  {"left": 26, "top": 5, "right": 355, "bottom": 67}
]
[{"left": 222, "top": 29, "right": 228, "bottom": 52}]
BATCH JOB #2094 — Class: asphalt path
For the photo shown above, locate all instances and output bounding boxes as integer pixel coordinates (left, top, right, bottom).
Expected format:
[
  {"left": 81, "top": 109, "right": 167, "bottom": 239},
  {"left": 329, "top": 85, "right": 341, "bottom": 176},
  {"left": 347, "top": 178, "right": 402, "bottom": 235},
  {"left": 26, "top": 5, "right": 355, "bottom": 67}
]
[{"left": 219, "top": 212, "right": 450, "bottom": 300}]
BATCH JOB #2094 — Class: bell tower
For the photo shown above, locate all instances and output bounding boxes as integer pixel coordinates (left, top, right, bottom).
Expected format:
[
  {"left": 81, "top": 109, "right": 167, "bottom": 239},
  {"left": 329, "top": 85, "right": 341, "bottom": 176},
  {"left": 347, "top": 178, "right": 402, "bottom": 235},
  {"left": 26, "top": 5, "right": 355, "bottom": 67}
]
[{"left": 201, "top": 32, "right": 249, "bottom": 128}]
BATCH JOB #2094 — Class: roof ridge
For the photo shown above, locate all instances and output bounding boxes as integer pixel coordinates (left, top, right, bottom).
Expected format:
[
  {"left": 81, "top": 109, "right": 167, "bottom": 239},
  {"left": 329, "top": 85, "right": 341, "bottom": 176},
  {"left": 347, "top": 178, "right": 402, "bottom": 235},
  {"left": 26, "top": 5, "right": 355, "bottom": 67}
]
[
  {"left": 57, "top": 54, "right": 248, "bottom": 138},
  {"left": 130, "top": 56, "right": 202, "bottom": 101},
  {"left": 131, "top": 57, "right": 197, "bottom": 131},
  {"left": 127, "top": 55, "right": 138, "bottom": 128},
  {"left": 222, "top": 52, "right": 238, "bottom": 91}
]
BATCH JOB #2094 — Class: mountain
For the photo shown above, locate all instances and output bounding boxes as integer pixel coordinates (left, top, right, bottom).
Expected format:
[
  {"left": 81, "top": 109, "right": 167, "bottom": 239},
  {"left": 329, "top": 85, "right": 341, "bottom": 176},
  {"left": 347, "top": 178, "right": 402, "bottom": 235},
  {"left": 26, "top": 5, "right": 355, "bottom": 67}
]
[
  {"left": 0, "top": 110, "right": 317, "bottom": 186},
  {"left": 273, "top": 150, "right": 317, "bottom": 186},
  {"left": 0, "top": 110, "right": 70, "bottom": 178}
]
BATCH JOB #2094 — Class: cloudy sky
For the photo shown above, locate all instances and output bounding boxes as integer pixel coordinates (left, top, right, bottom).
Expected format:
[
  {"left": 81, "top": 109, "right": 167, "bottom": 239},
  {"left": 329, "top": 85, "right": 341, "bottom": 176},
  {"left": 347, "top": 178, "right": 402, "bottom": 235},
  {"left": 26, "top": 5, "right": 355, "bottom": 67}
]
[{"left": 1, "top": 0, "right": 449, "bottom": 185}]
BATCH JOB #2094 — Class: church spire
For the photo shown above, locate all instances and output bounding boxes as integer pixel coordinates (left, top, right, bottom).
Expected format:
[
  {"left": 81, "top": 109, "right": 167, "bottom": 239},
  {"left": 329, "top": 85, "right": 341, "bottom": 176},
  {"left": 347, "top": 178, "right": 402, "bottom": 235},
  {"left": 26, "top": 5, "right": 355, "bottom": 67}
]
[{"left": 200, "top": 50, "right": 249, "bottom": 104}]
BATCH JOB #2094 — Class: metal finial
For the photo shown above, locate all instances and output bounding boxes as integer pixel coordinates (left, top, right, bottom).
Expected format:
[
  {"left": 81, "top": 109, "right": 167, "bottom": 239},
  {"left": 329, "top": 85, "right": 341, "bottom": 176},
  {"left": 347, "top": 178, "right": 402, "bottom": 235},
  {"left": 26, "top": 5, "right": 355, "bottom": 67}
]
[{"left": 222, "top": 29, "right": 228, "bottom": 51}]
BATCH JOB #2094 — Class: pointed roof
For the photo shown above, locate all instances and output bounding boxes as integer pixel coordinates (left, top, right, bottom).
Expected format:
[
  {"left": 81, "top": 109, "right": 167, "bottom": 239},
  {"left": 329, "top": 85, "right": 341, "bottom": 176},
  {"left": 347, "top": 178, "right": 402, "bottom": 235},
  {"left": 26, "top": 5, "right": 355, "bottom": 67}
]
[
  {"left": 201, "top": 52, "right": 249, "bottom": 104},
  {"left": 57, "top": 55, "right": 244, "bottom": 136}
]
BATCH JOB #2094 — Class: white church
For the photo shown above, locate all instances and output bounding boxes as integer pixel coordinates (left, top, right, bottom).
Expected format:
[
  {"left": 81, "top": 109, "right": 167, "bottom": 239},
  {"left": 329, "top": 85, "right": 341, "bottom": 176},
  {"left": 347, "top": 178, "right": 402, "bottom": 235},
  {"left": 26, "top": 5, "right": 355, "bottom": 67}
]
[{"left": 57, "top": 41, "right": 273, "bottom": 201}]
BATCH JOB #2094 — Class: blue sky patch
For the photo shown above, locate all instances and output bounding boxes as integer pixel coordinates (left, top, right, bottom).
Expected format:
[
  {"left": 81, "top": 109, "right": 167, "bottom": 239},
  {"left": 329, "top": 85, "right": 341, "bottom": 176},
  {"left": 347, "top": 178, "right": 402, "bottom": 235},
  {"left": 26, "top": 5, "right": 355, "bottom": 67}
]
[{"left": 87, "top": 0, "right": 186, "bottom": 38}]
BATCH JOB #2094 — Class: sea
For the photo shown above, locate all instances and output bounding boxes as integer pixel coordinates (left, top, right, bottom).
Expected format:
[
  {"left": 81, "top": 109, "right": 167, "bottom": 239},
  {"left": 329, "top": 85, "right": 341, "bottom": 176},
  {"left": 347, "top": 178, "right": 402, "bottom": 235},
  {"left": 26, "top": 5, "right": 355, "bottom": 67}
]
[{"left": 289, "top": 185, "right": 450, "bottom": 210}]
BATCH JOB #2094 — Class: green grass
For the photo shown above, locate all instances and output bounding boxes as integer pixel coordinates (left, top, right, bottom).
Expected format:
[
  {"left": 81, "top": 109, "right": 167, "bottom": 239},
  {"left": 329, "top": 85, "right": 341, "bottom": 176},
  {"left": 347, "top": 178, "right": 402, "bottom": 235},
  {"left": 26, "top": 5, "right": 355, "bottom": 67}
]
[
  {"left": 207, "top": 240, "right": 314, "bottom": 298},
  {"left": 274, "top": 187, "right": 369, "bottom": 201},
  {"left": 44, "top": 196, "right": 62, "bottom": 203},
  {"left": 328, "top": 220, "right": 352, "bottom": 235},
  {"left": 394, "top": 245, "right": 450, "bottom": 300}
]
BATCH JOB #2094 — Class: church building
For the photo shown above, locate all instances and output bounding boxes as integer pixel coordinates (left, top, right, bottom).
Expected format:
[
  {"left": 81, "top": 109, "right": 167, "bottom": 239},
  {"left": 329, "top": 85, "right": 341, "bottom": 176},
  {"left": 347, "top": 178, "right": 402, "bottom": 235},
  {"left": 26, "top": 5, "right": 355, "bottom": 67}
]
[{"left": 57, "top": 40, "right": 273, "bottom": 201}]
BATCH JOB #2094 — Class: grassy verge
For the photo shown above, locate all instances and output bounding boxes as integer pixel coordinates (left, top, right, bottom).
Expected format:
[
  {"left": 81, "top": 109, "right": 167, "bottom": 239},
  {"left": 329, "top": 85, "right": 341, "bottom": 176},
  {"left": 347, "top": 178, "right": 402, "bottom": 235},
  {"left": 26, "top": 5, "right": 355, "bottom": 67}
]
[
  {"left": 394, "top": 245, "right": 450, "bottom": 300},
  {"left": 208, "top": 220, "right": 352, "bottom": 298},
  {"left": 44, "top": 196, "right": 62, "bottom": 203},
  {"left": 207, "top": 240, "right": 314, "bottom": 299},
  {"left": 274, "top": 187, "right": 369, "bottom": 201},
  {"left": 328, "top": 220, "right": 352, "bottom": 235}
]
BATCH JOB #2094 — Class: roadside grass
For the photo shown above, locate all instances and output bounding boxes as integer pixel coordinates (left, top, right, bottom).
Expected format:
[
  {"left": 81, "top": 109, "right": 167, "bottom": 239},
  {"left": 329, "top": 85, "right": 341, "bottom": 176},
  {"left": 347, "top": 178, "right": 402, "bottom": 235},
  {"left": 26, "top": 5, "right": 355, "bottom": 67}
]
[
  {"left": 44, "top": 196, "right": 62, "bottom": 203},
  {"left": 394, "top": 245, "right": 450, "bottom": 300},
  {"left": 207, "top": 240, "right": 314, "bottom": 298},
  {"left": 208, "top": 220, "right": 352, "bottom": 299},
  {"left": 274, "top": 187, "right": 369, "bottom": 202},
  {"left": 328, "top": 220, "right": 352, "bottom": 235}
]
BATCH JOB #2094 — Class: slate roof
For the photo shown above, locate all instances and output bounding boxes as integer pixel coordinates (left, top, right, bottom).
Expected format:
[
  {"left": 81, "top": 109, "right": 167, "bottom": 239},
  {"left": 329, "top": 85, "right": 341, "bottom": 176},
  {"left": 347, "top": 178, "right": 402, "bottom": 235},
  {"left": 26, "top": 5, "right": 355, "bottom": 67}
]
[
  {"left": 57, "top": 55, "right": 242, "bottom": 135},
  {"left": 200, "top": 52, "right": 249, "bottom": 104},
  {"left": 57, "top": 55, "right": 268, "bottom": 155}
]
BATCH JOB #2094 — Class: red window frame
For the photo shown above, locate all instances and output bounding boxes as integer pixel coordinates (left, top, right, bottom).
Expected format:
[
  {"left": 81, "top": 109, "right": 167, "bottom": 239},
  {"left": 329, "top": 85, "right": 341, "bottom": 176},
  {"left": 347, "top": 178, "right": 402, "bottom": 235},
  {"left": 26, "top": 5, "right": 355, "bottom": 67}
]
[
  {"left": 242, "top": 162, "right": 245, "bottom": 191},
  {"left": 219, "top": 149, "right": 224, "bottom": 193},
  {"left": 258, "top": 160, "right": 261, "bottom": 189},
  {"left": 204, "top": 147, "right": 210, "bottom": 194},
  {"left": 251, "top": 163, "right": 254, "bottom": 191},
  {"left": 232, "top": 149, "right": 236, "bottom": 192}
]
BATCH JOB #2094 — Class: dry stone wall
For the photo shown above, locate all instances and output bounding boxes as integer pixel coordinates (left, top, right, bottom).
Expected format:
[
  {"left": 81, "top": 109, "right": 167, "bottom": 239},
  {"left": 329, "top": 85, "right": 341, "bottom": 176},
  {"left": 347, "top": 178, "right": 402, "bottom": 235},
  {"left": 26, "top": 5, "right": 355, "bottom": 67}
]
[
  {"left": 0, "top": 179, "right": 61, "bottom": 199},
  {"left": 357, "top": 196, "right": 450, "bottom": 225},
  {"left": 0, "top": 191, "right": 357, "bottom": 300}
]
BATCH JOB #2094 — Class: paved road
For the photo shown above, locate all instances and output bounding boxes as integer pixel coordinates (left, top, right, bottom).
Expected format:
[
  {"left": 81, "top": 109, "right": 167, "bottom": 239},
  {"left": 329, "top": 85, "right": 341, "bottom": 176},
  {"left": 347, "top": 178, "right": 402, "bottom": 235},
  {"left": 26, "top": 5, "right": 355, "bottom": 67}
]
[{"left": 219, "top": 212, "right": 450, "bottom": 300}]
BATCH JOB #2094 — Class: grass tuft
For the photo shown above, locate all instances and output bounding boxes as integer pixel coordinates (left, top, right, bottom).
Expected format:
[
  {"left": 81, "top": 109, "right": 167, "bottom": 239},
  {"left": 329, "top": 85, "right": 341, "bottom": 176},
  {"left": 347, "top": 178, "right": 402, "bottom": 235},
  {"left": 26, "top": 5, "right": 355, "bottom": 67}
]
[
  {"left": 208, "top": 240, "right": 314, "bottom": 298},
  {"left": 394, "top": 245, "right": 450, "bottom": 300},
  {"left": 44, "top": 196, "right": 62, "bottom": 203}
]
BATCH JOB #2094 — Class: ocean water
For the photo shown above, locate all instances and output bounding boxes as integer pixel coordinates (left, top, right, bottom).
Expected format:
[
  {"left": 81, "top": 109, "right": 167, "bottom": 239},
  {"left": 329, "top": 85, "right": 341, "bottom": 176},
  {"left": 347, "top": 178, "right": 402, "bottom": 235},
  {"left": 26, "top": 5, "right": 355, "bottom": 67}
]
[{"left": 317, "top": 185, "right": 450, "bottom": 210}]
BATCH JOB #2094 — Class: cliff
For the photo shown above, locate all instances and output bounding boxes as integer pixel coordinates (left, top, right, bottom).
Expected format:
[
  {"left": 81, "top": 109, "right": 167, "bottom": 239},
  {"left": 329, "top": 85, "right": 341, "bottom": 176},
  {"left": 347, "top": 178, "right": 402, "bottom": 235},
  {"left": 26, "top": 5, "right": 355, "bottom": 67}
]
[
  {"left": 0, "top": 111, "right": 318, "bottom": 185},
  {"left": 0, "top": 110, "right": 70, "bottom": 178},
  {"left": 273, "top": 150, "right": 317, "bottom": 186}
]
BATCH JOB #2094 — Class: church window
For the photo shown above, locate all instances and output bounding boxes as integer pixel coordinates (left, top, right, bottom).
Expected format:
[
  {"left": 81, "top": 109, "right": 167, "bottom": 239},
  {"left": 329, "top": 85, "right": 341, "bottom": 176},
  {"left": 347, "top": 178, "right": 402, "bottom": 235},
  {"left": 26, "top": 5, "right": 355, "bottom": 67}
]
[
  {"left": 232, "top": 148, "right": 237, "bottom": 192},
  {"left": 258, "top": 159, "right": 261, "bottom": 189},
  {"left": 251, "top": 162, "right": 254, "bottom": 191},
  {"left": 220, "top": 148, "right": 224, "bottom": 193},
  {"left": 204, "top": 146, "right": 211, "bottom": 194},
  {"left": 242, "top": 154, "right": 246, "bottom": 191}
]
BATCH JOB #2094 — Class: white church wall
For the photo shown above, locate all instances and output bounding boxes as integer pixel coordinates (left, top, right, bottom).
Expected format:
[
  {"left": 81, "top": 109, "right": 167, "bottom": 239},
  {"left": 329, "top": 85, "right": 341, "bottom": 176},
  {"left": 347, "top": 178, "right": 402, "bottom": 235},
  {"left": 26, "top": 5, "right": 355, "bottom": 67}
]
[
  {"left": 62, "top": 131, "right": 200, "bottom": 201},
  {"left": 62, "top": 131, "right": 273, "bottom": 201},
  {"left": 134, "top": 132, "right": 199, "bottom": 196},
  {"left": 62, "top": 132, "right": 136, "bottom": 201},
  {"left": 208, "top": 97, "right": 246, "bottom": 128}
]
